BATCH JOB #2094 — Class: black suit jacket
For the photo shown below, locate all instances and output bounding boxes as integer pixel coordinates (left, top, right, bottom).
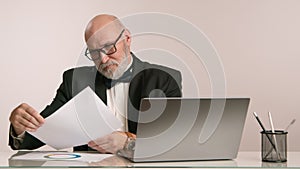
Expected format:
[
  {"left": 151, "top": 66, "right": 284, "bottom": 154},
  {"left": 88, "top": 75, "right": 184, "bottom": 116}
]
[{"left": 9, "top": 53, "right": 182, "bottom": 150}]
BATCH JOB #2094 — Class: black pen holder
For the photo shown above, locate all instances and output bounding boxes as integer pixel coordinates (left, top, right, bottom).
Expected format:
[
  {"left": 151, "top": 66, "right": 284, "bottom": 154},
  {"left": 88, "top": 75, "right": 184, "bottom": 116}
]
[{"left": 261, "top": 130, "right": 287, "bottom": 162}]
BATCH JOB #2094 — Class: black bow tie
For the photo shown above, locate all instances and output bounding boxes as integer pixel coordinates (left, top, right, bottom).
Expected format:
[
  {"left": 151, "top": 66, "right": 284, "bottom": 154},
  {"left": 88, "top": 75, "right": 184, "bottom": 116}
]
[{"left": 103, "top": 67, "right": 133, "bottom": 89}]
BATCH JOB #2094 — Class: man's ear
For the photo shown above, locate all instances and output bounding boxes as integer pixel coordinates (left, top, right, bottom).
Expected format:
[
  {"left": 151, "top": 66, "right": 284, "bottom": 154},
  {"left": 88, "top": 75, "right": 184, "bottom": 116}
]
[{"left": 124, "top": 29, "right": 131, "bottom": 44}]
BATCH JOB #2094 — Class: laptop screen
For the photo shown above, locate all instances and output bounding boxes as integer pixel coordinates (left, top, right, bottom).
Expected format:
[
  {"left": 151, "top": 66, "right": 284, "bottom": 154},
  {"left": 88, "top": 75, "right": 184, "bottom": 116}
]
[{"left": 131, "top": 98, "right": 250, "bottom": 162}]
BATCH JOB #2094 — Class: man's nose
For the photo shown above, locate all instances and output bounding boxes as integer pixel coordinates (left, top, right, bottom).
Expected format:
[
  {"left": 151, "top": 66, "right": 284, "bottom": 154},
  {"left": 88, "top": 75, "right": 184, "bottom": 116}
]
[{"left": 101, "top": 55, "right": 110, "bottom": 64}]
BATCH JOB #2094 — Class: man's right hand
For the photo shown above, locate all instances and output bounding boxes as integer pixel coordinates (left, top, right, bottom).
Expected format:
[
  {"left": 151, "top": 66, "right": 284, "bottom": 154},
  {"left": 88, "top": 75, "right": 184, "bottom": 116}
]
[{"left": 9, "top": 103, "right": 45, "bottom": 135}]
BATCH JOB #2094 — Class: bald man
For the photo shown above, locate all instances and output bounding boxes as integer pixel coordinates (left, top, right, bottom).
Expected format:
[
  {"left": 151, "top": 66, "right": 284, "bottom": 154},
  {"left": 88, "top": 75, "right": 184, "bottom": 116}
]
[{"left": 9, "top": 14, "right": 182, "bottom": 154}]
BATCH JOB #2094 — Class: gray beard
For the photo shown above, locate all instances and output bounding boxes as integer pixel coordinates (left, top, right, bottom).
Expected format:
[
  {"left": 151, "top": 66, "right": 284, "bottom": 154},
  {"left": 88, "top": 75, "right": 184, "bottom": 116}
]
[
  {"left": 110, "top": 53, "right": 130, "bottom": 79},
  {"left": 98, "top": 52, "right": 130, "bottom": 79}
]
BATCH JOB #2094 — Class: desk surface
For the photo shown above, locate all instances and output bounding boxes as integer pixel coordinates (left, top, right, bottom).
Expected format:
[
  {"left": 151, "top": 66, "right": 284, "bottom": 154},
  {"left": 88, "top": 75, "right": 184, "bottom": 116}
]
[{"left": 0, "top": 151, "right": 299, "bottom": 168}]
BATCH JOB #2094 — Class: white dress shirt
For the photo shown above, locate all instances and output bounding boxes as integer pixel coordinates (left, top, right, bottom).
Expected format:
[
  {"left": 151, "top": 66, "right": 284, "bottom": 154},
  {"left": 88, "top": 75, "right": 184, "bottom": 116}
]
[{"left": 106, "top": 58, "right": 133, "bottom": 132}]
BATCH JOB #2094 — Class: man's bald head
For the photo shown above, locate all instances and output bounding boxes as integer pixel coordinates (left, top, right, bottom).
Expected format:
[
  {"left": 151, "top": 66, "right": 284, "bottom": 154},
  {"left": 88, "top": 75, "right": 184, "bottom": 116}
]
[
  {"left": 84, "top": 14, "right": 125, "bottom": 42},
  {"left": 84, "top": 14, "right": 132, "bottom": 79}
]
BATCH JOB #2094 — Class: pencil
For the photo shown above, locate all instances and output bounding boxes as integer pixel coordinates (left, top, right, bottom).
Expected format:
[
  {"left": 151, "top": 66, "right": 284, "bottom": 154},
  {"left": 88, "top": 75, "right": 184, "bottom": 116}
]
[{"left": 268, "top": 112, "right": 281, "bottom": 160}]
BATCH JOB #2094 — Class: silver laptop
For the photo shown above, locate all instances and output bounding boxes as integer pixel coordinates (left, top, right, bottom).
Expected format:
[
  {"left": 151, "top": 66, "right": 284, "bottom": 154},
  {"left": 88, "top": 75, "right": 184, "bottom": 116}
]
[{"left": 127, "top": 98, "right": 250, "bottom": 162}]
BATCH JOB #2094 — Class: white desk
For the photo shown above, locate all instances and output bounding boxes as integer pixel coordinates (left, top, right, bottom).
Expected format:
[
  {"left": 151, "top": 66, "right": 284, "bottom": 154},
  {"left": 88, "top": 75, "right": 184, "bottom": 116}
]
[{"left": 0, "top": 151, "right": 299, "bottom": 168}]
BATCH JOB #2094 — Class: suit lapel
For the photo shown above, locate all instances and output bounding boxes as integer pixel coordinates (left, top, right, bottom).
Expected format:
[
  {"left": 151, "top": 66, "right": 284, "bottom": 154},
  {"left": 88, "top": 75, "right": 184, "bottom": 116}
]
[
  {"left": 95, "top": 71, "right": 107, "bottom": 104},
  {"left": 127, "top": 54, "right": 145, "bottom": 133}
]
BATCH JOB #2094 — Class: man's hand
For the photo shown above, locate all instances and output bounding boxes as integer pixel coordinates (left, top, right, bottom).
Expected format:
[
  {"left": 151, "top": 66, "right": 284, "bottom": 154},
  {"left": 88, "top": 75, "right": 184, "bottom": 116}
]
[
  {"left": 88, "top": 131, "right": 128, "bottom": 154},
  {"left": 9, "top": 103, "right": 45, "bottom": 135},
  {"left": 88, "top": 155, "right": 129, "bottom": 166}
]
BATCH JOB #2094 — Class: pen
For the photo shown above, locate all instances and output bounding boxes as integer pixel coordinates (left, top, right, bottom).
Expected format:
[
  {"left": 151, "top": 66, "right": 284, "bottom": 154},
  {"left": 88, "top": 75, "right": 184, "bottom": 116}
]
[
  {"left": 253, "top": 112, "right": 278, "bottom": 153},
  {"left": 268, "top": 111, "right": 281, "bottom": 160},
  {"left": 285, "top": 119, "right": 296, "bottom": 132},
  {"left": 268, "top": 112, "right": 276, "bottom": 134}
]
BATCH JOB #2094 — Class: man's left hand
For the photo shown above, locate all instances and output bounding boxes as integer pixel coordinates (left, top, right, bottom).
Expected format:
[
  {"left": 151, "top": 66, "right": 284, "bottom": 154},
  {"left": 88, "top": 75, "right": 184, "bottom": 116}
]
[{"left": 88, "top": 131, "right": 127, "bottom": 154}]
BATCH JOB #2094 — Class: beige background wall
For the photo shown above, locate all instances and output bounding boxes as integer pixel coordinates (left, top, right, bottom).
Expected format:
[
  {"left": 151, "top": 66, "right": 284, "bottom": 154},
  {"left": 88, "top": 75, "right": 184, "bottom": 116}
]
[{"left": 0, "top": 0, "right": 299, "bottom": 152}]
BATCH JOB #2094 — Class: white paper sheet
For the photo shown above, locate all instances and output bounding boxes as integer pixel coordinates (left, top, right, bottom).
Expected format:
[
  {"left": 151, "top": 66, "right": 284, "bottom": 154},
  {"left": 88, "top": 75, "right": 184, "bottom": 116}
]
[
  {"left": 11, "top": 151, "right": 113, "bottom": 163},
  {"left": 29, "top": 86, "right": 123, "bottom": 150}
]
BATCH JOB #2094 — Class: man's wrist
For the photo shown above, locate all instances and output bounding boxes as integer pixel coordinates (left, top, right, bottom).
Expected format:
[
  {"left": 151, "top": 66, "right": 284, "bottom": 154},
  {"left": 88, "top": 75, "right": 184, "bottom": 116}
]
[
  {"left": 10, "top": 125, "right": 25, "bottom": 149},
  {"left": 10, "top": 125, "right": 25, "bottom": 139},
  {"left": 123, "top": 132, "right": 136, "bottom": 151}
]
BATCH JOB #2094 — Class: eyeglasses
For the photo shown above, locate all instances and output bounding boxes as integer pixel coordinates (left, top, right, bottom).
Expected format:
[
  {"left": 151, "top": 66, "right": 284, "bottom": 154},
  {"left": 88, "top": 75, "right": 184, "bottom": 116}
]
[{"left": 85, "top": 29, "right": 125, "bottom": 61}]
